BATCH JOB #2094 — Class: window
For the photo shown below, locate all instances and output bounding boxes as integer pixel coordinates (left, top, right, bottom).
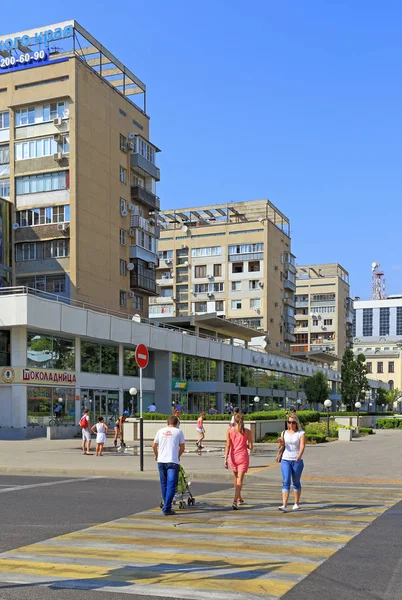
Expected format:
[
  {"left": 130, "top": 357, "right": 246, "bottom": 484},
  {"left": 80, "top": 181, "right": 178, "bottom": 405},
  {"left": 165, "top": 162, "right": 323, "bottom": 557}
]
[
  {"left": 311, "top": 293, "right": 336, "bottom": 302},
  {"left": 42, "top": 101, "right": 65, "bottom": 121},
  {"left": 16, "top": 171, "right": 68, "bottom": 195},
  {"left": 120, "top": 291, "right": 127, "bottom": 306},
  {"left": 249, "top": 280, "right": 259, "bottom": 290},
  {"left": 120, "top": 229, "right": 126, "bottom": 245},
  {"left": 232, "top": 262, "right": 243, "bottom": 274},
  {"left": 195, "top": 302, "right": 207, "bottom": 312},
  {"left": 389, "top": 362, "right": 395, "bottom": 373},
  {"left": 312, "top": 319, "right": 319, "bottom": 326},
  {"left": 379, "top": 307, "right": 390, "bottom": 336},
  {"left": 0, "top": 144, "right": 10, "bottom": 164},
  {"left": 0, "top": 330, "right": 10, "bottom": 367},
  {"left": 16, "top": 243, "right": 36, "bottom": 261},
  {"left": 213, "top": 264, "right": 222, "bottom": 277},
  {"left": 16, "top": 206, "right": 70, "bottom": 227},
  {"left": 133, "top": 295, "right": 143, "bottom": 311},
  {"left": 120, "top": 166, "right": 127, "bottom": 183},
  {"left": 43, "top": 239, "right": 70, "bottom": 258},
  {"left": 210, "top": 282, "right": 224, "bottom": 292},
  {"left": 134, "top": 230, "right": 156, "bottom": 253},
  {"left": 0, "top": 112, "right": 9, "bottom": 129},
  {"left": 133, "top": 137, "right": 156, "bottom": 164},
  {"left": 362, "top": 308, "right": 373, "bottom": 336},
  {"left": 81, "top": 343, "right": 119, "bottom": 374},
  {"left": 231, "top": 300, "right": 242, "bottom": 310},
  {"left": 120, "top": 260, "right": 127, "bottom": 276},
  {"left": 191, "top": 247, "right": 221, "bottom": 257},
  {"left": 324, "top": 319, "right": 333, "bottom": 326},
  {"left": 15, "top": 107, "right": 35, "bottom": 126},
  {"left": 15, "top": 136, "right": 69, "bottom": 160},
  {"left": 158, "top": 250, "right": 173, "bottom": 260},
  {"left": 377, "top": 362, "right": 383, "bottom": 374},
  {"left": 120, "top": 198, "right": 127, "bottom": 215},
  {"left": 248, "top": 261, "right": 260, "bottom": 272},
  {"left": 27, "top": 332, "right": 74, "bottom": 370},
  {"left": 229, "top": 243, "right": 263, "bottom": 254},
  {"left": 0, "top": 179, "right": 10, "bottom": 197},
  {"left": 194, "top": 284, "right": 208, "bottom": 293},
  {"left": 366, "top": 362, "right": 372, "bottom": 374},
  {"left": 232, "top": 281, "right": 241, "bottom": 291},
  {"left": 310, "top": 305, "right": 335, "bottom": 313},
  {"left": 120, "top": 134, "right": 127, "bottom": 152},
  {"left": 295, "top": 334, "right": 308, "bottom": 344},
  {"left": 250, "top": 298, "right": 261, "bottom": 309},
  {"left": 215, "top": 301, "right": 224, "bottom": 311},
  {"left": 397, "top": 307, "right": 402, "bottom": 336},
  {"left": 18, "top": 274, "right": 66, "bottom": 294},
  {"left": 119, "top": 108, "right": 127, "bottom": 117},
  {"left": 133, "top": 119, "right": 143, "bottom": 130},
  {"left": 194, "top": 265, "right": 207, "bottom": 278},
  {"left": 15, "top": 76, "right": 69, "bottom": 90},
  {"left": 132, "top": 174, "right": 145, "bottom": 188}
]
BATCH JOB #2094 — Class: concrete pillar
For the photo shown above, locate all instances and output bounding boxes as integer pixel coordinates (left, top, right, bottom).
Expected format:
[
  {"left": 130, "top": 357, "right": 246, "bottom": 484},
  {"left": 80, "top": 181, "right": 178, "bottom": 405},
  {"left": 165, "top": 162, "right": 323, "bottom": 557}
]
[
  {"left": 154, "top": 351, "right": 172, "bottom": 414},
  {"left": 216, "top": 360, "right": 224, "bottom": 413},
  {"left": 74, "top": 336, "right": 81, "bottom": 424},
  {"left": 11, "top": 327, "right": 27, "bottom": 427}
]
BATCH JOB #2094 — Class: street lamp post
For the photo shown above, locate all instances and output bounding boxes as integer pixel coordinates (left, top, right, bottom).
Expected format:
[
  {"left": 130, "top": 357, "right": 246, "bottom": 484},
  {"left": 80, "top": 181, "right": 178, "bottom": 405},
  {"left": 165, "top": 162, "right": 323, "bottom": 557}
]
[
  {"left": 129, "top": 387, "right": 137, "bottom": 418},
  {"left": 355, "top": 401, "right": 362, "bottom": 433},
  {"left": 253, "top": 395, "right": 260, "bottom": 411},
  {"left": 324, "top": 399, "right": 332, "bottom": 438}
]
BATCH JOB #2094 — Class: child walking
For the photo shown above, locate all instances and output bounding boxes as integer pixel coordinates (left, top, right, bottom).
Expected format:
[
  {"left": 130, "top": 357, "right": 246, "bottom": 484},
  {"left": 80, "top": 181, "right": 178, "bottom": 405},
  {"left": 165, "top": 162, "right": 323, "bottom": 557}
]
[
  {"left": 91, "top": 416, "right": 108, "bottom": 456},
  {"left": 196, "top": 412, "right": 206, "bottom": 453}
]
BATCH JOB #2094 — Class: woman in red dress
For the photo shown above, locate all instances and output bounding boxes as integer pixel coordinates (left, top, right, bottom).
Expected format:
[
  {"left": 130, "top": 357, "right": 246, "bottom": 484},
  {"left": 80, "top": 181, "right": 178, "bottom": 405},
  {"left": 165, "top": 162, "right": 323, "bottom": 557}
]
[{"left": 224, "top": 412, "right": 254, "bottom": 509}]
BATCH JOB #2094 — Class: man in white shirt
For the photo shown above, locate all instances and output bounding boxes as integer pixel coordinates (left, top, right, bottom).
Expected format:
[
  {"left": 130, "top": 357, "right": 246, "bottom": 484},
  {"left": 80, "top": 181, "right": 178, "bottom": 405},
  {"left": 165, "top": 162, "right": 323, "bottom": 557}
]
[
  {"left": 152, "top": 416, "right": 185, "bottom": 516},
  {"left": 148, "top": 402, "right": 157, "bottom": 413}
]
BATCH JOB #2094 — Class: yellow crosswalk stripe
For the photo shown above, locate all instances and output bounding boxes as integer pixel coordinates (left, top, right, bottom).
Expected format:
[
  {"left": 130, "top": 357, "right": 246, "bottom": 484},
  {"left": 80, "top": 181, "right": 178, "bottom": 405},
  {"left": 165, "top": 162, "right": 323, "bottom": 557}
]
[{"left": 0, "top": 483, "right": 397, "bottom": 599}]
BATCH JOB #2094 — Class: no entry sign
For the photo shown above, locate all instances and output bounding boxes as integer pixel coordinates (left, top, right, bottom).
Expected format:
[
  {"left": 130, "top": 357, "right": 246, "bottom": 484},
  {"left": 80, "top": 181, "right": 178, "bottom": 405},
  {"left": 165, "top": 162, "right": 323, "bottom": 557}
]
[{"left": 135, "top": 344, "right": 149, "bottom": 369}]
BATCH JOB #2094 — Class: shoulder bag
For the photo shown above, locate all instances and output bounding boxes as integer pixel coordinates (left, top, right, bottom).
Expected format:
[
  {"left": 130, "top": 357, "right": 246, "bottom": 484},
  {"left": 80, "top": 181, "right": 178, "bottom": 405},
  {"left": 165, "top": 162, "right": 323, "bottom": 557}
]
[{"left": 275, "top": 430, "right": 286, "bottom": 463}]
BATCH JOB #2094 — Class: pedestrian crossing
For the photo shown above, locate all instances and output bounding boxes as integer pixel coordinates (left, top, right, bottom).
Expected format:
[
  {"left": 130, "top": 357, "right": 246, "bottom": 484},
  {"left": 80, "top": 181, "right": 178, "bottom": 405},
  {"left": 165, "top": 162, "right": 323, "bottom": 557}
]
[{"left": 0, "top": 483, "right": 399, "bottom": 599}]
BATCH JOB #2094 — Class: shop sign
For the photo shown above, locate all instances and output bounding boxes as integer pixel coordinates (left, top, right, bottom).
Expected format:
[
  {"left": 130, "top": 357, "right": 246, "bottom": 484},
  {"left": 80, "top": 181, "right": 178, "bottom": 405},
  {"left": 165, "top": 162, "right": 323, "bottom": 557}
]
[
  {"left": 0, "top": 367, "right": 76, "bottom": 386},
  {"left": 0, "top": 24, "right": 73, "bottom": 52},
  {"left": 172, "top": 379, "right": 188, "bottom": 391}
]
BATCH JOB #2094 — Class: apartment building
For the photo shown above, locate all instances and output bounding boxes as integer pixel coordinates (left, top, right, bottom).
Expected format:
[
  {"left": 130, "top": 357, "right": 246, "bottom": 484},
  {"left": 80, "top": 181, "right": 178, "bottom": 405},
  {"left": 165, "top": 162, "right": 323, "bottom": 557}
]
[
  {"left": 291, "top": 264, "right": 353, "bottom": 366},
  {"left": 353, "top": 295, "right": 402, "bottom": 390},
  {"left": 151, "top": 200, "right": 296, "bottom": 354},
  {"left": 0, "top": 21, "right": 160, "bottom": 317},
  {"left": 0, "top": 197, "right": 11, "bottom": 286}
]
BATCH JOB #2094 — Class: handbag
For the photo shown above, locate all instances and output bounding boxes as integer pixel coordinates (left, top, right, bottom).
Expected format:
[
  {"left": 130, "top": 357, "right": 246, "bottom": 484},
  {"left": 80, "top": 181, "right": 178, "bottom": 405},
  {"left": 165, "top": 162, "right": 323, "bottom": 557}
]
[{"left": 275, "top": 431, "right": 286, "bottom": 463}]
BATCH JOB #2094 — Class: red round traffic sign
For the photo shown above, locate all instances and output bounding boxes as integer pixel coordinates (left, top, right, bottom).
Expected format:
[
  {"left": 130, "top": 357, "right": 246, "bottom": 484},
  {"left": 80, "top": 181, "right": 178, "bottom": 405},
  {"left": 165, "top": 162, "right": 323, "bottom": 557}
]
[{"left": 135, "top": 344, "right": 149, "bottom": 369}]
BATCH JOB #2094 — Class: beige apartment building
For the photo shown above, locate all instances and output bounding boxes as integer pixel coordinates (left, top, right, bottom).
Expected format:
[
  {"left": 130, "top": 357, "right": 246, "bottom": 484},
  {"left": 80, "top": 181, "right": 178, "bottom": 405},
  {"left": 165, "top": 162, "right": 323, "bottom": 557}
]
[
  {"left": 151, "top": 200, "right": 296, "bottom": 354},
  {"left": 292, "top": 264, "right": 353, "bottom": 366},
  {"left": 0, "top": 21, "right": 160, "bottom": 317}
]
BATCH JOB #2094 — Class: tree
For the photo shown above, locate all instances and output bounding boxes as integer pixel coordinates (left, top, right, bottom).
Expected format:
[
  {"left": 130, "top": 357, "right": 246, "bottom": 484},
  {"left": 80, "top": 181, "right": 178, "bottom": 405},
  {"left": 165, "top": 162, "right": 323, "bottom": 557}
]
[
  {"left": 303, "top": 371, "right": 329, "bottom": 405},
  {"left": 385, "top": 388, "right": 402, "bottom": 405},
  {"left": 355, "top": 354, "right": 370, "bottom": 402},
  {"left": 341, "top": 349, "right": 358, "bottom": 410}
]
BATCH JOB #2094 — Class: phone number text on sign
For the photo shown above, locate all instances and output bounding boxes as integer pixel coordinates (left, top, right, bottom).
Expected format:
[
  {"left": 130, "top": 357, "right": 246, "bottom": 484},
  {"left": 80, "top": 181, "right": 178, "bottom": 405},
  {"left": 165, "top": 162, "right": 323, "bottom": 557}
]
[{"left": 0, "top": 49, "right": 49, "bottom": 71}]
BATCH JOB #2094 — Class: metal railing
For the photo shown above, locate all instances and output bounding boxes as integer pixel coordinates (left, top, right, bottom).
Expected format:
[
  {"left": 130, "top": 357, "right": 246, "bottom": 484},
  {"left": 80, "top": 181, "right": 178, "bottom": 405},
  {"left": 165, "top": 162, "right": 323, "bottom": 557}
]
[{"left": 0, "top": 286, "right": 266, "bottom": 351}]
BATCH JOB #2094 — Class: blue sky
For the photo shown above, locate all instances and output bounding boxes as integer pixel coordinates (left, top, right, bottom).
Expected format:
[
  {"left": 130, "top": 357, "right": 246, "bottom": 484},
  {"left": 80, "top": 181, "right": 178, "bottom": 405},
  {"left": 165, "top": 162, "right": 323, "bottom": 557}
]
[{"left": 2, "top": 1, "right": 401, "bottom": 297}]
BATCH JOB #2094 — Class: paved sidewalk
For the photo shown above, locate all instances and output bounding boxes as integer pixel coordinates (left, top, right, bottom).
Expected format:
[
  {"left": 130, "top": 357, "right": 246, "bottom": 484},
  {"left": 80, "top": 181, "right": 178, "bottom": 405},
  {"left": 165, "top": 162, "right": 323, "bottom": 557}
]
[{"left": 0, "top": 429, "right": 401, "bottom": 483}]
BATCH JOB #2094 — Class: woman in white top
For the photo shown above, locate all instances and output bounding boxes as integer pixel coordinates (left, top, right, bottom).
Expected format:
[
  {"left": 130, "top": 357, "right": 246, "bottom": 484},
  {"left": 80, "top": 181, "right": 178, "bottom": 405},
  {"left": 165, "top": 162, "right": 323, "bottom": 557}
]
[
  {"left": 277, "top": 414, "right": 305, "bottom": 512},
  {"left": 91, "top": 416, "right": 108, "bottom": 456}
]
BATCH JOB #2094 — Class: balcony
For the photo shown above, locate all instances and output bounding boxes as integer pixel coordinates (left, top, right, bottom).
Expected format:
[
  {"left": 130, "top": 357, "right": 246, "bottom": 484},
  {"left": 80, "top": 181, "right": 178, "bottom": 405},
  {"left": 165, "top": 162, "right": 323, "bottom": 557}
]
[
  {"left": 130, "top": 154, "right": 160, "bottom": 182},
  {"left": 156, "top": 276, "right": 173, "bottom": 286},
  {"left": 284, "top": 331, "right": 296, "bottom": 343},
  {"left": 149, "top": 296, "right": 174, "bottom": 305},
  {"left": 295, "top": 326, "right": 308, "bottom": 334},
  {"left": 149, "top": 306, "right": 174, "bottom": 318},
  {"left": 129, "top": 264, "right": 157, "bottom": 295},
  {"left": 284, "top": 294, "right": 295, "bottom": 307},
  {"left": 130, "top": 215, "right": 160, "bottom": 238},
  {"left": 130, "top": 185, "right": 160, "bottom": 210},
  {"left": 284, "top": 261, "right": 296, "bottom": 274},
  {"left": 290, "top": 345, "right": 309, "bottom": 355},
  {"left": 295, "top": 300, "right": 308, "bottom": 307},
  {"left": 284, "top": 278, "right": 296, "bottom": 292},
  {"left": 310, "top": 343, "right": 336, "bottom": 353},
  {"left": 130, "top": 245, "right": 157, "bottom": 265}
]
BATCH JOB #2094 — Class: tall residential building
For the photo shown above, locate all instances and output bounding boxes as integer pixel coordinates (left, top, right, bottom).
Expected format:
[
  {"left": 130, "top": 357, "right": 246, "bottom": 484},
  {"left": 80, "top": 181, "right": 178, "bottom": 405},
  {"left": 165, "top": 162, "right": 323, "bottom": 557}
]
[
  {"left": 151, "top": 200, "right": 296, "bottom": 354},
  {"left": 0, "top": 21, "right": 160, "bottom": 317},
  {"left": 291, "top": 264, "right": 353, "bottom": 366},
  {"left": 353, "top": 295, "right": 402, "bottom": 390},
  {"left": 0, "top": 197, "right": 11, "bottom": 287}
]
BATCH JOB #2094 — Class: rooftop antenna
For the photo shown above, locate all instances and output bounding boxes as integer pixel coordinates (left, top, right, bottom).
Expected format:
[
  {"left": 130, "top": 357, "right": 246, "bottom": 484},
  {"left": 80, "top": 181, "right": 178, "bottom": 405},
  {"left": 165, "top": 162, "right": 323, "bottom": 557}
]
[{"left": 371, "top": 262, "right": 386, "bottom": 300}]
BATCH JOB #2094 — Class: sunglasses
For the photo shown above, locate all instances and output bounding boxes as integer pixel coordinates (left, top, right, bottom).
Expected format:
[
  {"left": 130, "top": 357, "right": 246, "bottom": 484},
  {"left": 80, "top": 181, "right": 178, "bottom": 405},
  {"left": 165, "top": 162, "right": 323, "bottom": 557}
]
[{"left": 288, "top": 421, "right": 297, "bottom": 425}]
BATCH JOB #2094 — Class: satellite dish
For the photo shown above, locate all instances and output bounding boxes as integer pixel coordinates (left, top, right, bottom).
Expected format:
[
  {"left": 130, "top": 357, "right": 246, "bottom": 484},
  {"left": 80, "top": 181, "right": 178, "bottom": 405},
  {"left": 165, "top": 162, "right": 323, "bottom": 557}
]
[
  {"left": 181, "top": 225, "right": 188, "bottom": 232},
  {"left": 127, "top": 262, "right": 134, "bottom": 271},
  {"left": 63, "top": 108, "right": 70, "bottom": 118},
  {"left": 12, "top": 223, "right": 20, "bottom": 229},
  {"left": 371, "top": 262, "right": 379, "bottom": 271}
]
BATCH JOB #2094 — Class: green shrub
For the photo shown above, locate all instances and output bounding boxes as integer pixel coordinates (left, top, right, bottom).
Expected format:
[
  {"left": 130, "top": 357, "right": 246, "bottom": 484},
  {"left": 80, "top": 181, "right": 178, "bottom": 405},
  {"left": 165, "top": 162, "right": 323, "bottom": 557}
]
[
  {"left": 262, "top": 432, "right": 282, "bottom": 443},
  {"left": 305, "top": 421, "right": 340, "bottom": 437},
  {"left": 359, "top": 427, "right": 374, "bottom": 435},
  {"left": 305, "top": 433, "right": 327, "bottom": 443},
  {"left": 376, "top": 418, "right": 399, "bottom": 429}
]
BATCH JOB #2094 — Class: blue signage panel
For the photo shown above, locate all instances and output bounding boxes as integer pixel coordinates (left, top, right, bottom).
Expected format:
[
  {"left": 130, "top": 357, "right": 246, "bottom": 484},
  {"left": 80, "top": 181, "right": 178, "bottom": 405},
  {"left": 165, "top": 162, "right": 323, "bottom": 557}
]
[{"left": 0, "top": 49, "right": 50, "bottom": 74}]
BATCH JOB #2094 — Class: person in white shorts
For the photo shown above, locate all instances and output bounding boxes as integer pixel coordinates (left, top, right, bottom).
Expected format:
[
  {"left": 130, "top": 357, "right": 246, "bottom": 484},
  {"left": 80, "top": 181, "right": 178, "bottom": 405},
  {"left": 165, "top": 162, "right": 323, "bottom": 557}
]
[
  {"left": 91, "top": 416, "right": 108, "bottom": 456},
  {"left": 80, "top": 408, "right": 92, "bottom": 455}
]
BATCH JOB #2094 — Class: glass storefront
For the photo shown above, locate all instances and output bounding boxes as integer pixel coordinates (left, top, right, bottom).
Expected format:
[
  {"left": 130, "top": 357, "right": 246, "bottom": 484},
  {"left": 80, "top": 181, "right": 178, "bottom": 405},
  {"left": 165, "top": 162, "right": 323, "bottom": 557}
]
[
  {"left": 187, "top": 393, "right": 216, "bottom": 414},
  {"left": 27, "top": 386, "right": 75, "bottom": 425},
  {"left": 124, "top": 348, "right": 154, "bottom": 378},
  {"left": 172, "top": 354, "right": 216, "bottom": 382},
  {"left": 27, "top": 332, "right": 75, "bottom": 370},
  {"left": 81, "top": 343, "right": 119, "bottom": 374},
  {"left": 0, "top": 330, "right": 10, "bottom": 366},
  {"left": 80, "top": 389, "right": 119, "bottom": 424}
]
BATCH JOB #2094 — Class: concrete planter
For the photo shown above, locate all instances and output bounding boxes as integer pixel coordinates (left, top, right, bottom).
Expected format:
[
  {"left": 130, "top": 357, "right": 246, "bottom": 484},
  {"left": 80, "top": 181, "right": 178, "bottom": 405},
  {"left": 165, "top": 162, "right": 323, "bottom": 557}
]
[
  {"left": 47, "top": 425, "right": 81, "bottom": 440},
  {"left": 338, "top": 428, "right": 353, "bottom": 441}
]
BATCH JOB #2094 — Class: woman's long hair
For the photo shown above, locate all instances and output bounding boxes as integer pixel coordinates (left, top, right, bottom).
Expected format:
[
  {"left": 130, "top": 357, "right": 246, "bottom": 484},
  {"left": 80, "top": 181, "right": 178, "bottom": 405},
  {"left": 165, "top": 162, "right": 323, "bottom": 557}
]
[
  {"left": 234, "top": 412, "right": 245, "bottom": 434},
  {"left": 288, "top": 414, "right": 303, "bottom": 432}
]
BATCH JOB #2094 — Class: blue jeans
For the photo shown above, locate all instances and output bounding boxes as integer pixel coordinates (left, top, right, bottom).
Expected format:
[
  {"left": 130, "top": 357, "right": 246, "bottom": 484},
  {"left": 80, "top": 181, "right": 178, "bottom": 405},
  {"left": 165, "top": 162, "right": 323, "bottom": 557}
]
[
  {"left": 281, "top": 459, "right": 304, "bottom": 492},
  {"left": 158, "top": 462, "right": 179, "bottom": 513}
]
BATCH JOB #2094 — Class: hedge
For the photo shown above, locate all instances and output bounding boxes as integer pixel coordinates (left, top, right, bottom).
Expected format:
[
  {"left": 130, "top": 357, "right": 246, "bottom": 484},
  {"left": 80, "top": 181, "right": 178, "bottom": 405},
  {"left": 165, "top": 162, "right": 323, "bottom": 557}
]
[
  {"left": 376, "top": 418, "right": 402, "bottom": 429},
  {"left": 359, "top": 427, "right": 374, "bottom": 435},
  {"left": 139, "top": 410, "right": 320, "bottom": 423},
  {"left": 305, "top": 434, "right": 327, "bottom": 443},
  {"left": 319, "top": 412, "right": 393, "bottom": 417}
]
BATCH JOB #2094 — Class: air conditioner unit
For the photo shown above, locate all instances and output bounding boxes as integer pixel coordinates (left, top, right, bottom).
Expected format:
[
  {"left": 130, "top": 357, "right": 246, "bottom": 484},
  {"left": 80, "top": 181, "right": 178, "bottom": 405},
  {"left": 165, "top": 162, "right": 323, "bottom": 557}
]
[
  {"left": 53, "top": 133, "right": 63, "bottom": 142},
  {"left": 128, "top": 142, "right": 135, "bottom": 150},
  {"left": 190, "top": 289, "right": 194, "bottom": 294},
  {"left": 207, "top": 292, "right": 213, "bottom": 297},
  {"left": 207, "top": 275, "right": 214, "bottom": 280},
  {"left": 181, "top": 244, "right": 188, "bottom": 249},
  {"left": 53, "top": 117, "right": 63, "bottom": 127},
  {"left": 63, "top": 108, "right": 70, "bottom": 119},
  {"left": 147, "top": 262, "right": 155, "bottom": 269},
  {"left": 121, "top": 210, "right": 128, "bottom": 217},
  {"left": 121, "top": 144, "right": 127, "bottom": 152},
  {"left": 128, "top": 132, "right": 137, "bottom": 139},
  {"left": 259, "top": 282, "right": 264, "bottom": 288},
  {"left": 172, "top": 296, "right": 176, "bottom": 301},
  {"left": 129, "top": 228, "right": 136, "bottom": 236},
  {"left": 128, "top": 203, "right": 135, "bottom": 211},
  {"left": 57, "top": 223, "right": 68, "bottom": 232},
  {"left": 127, "top": 291, "right": 135, "bottom": 298},
  {"left": 53, "top": 152, "right": 63, "bottom": 161},
  {"left": 165, "top": 259, "right": 172, "bottom": 264}
]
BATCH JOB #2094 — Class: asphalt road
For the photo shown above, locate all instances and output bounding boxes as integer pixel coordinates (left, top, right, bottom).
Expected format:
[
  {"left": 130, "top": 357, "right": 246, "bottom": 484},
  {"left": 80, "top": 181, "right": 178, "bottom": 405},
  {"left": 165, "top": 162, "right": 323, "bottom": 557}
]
[{"left": 0, "top": 474, "right": 229, "bottom": 600}]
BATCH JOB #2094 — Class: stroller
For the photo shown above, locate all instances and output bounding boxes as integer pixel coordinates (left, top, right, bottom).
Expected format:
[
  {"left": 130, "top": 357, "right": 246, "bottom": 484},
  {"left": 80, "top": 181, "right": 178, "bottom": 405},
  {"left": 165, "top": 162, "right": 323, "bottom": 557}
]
[{"left": 160, "top": 465, "right": 196, "bottom": 510}]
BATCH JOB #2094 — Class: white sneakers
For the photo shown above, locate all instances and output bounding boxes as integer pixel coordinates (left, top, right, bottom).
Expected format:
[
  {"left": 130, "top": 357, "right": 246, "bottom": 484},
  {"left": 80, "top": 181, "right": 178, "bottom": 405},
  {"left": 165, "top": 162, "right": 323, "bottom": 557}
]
[{"left": 279, "top": 504, "right": 300, "bottom": 512}]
